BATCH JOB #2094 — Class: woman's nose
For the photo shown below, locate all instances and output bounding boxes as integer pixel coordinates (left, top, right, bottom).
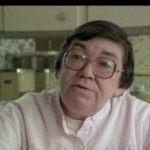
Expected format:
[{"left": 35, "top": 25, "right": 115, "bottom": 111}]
[{"left": 77, "top": 62, "right": 95, "bottom": 79}]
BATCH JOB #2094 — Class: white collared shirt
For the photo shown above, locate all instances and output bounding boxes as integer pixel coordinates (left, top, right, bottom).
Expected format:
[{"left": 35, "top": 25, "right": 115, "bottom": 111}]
[{"left": 0, "top": 88, "right": 150, "bottom": 150}]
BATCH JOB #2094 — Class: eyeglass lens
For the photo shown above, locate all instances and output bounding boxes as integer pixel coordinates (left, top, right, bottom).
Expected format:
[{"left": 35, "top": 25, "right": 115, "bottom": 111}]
[{"left": 65, "top": 49, "right": 115, "bottom": 78}]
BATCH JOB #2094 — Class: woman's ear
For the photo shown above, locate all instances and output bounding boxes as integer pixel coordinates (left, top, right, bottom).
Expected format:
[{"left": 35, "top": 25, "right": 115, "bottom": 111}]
[
  {"left": 114, "top": 87, "right": 127, "bottom": 96},
  {"left": 55, "top": 69, "right": 59, "bottom": 80}
]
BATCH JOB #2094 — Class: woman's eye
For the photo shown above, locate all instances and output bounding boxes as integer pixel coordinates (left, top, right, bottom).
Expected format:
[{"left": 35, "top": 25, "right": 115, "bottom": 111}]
[
  {"left": 100, "top": 62, "right": 110, "bottom": 67},
  {"left": 73, "top": 55, "right": 81, "bottom": 59},
  {"left": 72, "top": 54, "right": 84, "bottom": 60}
]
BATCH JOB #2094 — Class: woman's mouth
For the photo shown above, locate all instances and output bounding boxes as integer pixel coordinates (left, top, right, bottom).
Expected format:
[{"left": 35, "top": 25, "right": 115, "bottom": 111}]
[
  {"left": 77, "top": 85, "right": 88, "bottom": 90},
  {"left": 73, "top": 84, "right": 92, "bottom": 92}
]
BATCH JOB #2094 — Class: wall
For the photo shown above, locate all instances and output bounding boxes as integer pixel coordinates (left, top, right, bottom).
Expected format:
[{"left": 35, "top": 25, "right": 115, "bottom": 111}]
[
  {"left": 0, "top": 6, "right": 3, "bottom": 31},
  {"left": 128, "top": 35, "right": 150, "bottom": 92},
  {"left": 0, "top": 38, "right": 36, "bottom": 69}
]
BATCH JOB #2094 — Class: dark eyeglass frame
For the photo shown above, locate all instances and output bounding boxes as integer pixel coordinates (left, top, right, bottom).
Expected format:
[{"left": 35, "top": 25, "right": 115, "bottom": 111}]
[{"left": 64, "top": 48, "right": 124, "bottom": 79}]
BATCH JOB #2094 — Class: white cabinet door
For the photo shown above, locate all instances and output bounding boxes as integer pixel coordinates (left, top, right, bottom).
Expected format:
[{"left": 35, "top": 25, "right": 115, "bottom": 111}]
[
  {"left": 4, "top": 6, "right": 82, "bottom": 31},
  {"left": 88, "top": 6, "right": 150, "bottom": 28},
  {"left": 0, "top": 6, "right": 4, "bottom": 31}
]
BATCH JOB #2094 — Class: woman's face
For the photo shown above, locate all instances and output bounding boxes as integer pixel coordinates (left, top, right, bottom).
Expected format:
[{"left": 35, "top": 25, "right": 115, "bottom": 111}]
[{"left": 55, "top": 37, "right": 126, "bottom": 120}]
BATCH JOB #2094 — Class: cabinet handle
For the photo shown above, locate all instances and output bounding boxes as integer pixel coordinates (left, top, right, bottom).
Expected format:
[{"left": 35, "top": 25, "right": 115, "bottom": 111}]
[{"left": 58, "top": 12, "right": 67, "bottom": 20}]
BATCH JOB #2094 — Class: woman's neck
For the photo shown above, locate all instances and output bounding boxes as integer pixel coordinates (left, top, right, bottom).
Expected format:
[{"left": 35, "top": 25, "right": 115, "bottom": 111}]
[{"left": 60, "top": 99, "right": 94, "bottom": 120}]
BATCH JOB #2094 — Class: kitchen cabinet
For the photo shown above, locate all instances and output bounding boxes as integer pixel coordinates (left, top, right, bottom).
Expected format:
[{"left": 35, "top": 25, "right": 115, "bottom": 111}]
[
  {"left": 3, "top": 6, "right": 150, "bottom": 32},
  {"left": 88, "top": 6, "right": 150, "bottom": 28},
  {"left": 0, "top": 6, "right": 3, "bottom": 31},
  {"left": 4, "top": 6, "right": 87, "bottom": 31},
  {"left": 0, "top": 71, "right": 19, "bottom": 100}
]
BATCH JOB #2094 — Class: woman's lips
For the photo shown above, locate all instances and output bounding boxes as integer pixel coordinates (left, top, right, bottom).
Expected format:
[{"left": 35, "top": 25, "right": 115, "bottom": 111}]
[
  {"left": 73, "top": 84, "right": 93, "bottom": 92},
  {"left": 77, "top": 85, "right": 88, "bottom": 89}
]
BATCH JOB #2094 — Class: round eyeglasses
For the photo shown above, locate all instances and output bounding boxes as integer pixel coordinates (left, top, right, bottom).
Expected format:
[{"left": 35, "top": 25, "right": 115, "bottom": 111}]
[{"left": 64, "top": 48, "right": 124, "bottom": 79}]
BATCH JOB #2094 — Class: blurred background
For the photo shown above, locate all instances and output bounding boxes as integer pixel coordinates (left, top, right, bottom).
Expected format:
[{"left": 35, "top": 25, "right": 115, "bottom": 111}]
[{"left": 0, "top": 6, "right": 150, "bottom": 110}]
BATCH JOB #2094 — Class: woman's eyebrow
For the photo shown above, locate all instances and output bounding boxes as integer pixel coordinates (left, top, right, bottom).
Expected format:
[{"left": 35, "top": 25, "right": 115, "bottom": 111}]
[
  {"left": 70, "top": 42, "right": 118, "bottom": 60},
  {"left": 70, "top": 42, "right": 87, "bottom": 50},
  {"left": 100, "top": 51, "right": 118, "bottom": 60}
]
